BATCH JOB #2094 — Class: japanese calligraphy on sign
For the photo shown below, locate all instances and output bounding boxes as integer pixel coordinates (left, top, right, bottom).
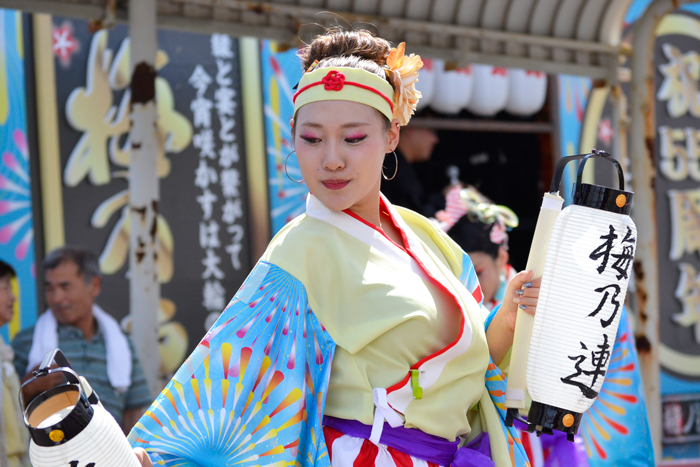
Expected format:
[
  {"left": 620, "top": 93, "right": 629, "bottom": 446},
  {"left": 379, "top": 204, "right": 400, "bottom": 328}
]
[
  {"left": 657, "top": 44, "right": 700, "bottom": 119},
  {"left": 189, "top": 33, "right": 249, "bottom": 328},
  {"left": 663, "top": 394, "right": 700, "bottom": 444},
  {"left": 654, "top": 15, "right": 700, "bottom": 380},
  {"left": 53, "top": 19, "right": 251, "bottom": 373}
]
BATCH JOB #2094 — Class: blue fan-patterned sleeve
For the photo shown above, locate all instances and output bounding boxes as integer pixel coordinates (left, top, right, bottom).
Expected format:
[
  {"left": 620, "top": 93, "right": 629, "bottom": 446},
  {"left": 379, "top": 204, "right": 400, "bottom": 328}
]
[
  {"left": 459, "top": 251, "right": 501, "bottom": 326},
  {"left": 128, "top": 261, "right": 336, "bottom": 467},
  {"left": 460, "top": 253, "right": 529, "bottom": 466},
  {"left": 580, "top": 306, "right": 654, "bottom": 466}
]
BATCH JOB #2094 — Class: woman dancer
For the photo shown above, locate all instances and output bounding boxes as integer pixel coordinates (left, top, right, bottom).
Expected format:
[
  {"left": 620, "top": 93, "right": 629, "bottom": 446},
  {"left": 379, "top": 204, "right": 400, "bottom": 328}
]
[{"left": 132, "top": 29, "right": 540, "bottom": 467}]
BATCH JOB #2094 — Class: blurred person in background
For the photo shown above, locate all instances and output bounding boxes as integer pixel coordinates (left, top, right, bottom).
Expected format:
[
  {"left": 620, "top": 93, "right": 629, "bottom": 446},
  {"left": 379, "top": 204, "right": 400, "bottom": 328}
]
[
  {"left": 438, "top": 187, "right": 519, "bottom": 310},
  {"left": 0, "top": 260, "right": 29, "bottom": 467},
  {"left": 381, "top": 125, "right": 442, "bottom": 217},
  {"left": 11, "top": 247, "right": 152, "bottom": 434}
]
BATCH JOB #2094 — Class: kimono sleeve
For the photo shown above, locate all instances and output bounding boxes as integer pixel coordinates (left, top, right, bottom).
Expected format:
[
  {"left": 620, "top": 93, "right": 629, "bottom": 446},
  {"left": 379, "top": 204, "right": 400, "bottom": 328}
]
[
  {"left": 580, "top": 306, "right": 654, "bottom": 466},
  {"left": 459, "top": 251, "right": 496, "bottom": 324},
  {"left": 128, "top": 261, "right": 336, "bottom": 467},
  {"left": 459, "top": 253, "right": 529, "bottom": 466}
]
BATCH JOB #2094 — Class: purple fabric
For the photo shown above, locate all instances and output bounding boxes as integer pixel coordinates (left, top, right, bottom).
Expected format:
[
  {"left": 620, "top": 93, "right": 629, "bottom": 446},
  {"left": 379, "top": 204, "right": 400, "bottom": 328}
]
[
  {"left": 512, "top": 419, "right": 591, "bottom": 467},
  {"left": 539, "top": 431, "right": 590, "bottom": 467},
  {"left": 323, "top": 416, "right": 494, "bottom": 467}
]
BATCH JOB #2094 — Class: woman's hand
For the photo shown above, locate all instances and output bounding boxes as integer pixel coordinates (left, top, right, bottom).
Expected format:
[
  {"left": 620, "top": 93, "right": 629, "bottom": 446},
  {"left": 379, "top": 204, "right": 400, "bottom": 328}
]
[
  {"left": 134, "top": 448, "right": 153, "bottom": 467},
  {"left": 500, "top": 270, "right": 541, "bottom": 332},
  {"left": 485, "top": 270, "right": 541, "bottom": 365}
]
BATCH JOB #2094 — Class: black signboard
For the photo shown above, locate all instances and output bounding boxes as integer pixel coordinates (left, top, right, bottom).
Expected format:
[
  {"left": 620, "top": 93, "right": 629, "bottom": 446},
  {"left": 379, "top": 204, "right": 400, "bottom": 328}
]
[
  {"left": 653, "top": 12, "right": 700, "bottom": 383},
  {"left": 50, "top": 18, "right": 251, "bottom": 375},
  {"left": 663, "top": 394, "right": 700, "bottom": 444}
]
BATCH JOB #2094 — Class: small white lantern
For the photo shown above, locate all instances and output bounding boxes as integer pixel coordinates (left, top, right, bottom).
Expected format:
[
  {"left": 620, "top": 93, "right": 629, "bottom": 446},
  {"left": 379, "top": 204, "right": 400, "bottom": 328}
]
[
  {"left": 415, "top": 58, "right": 436, "bottom": 110},
  {"left": 505, "top": 69, "right": 548, "bottom": 116},
  {"left": 22, "top": 350, "right": 141, "bottom": 467},
  {"left": 466, "top": 64, "right": 509, "bottom": 116},
  {"left": 430, "top": 59, "right": 474, "bottom": 114}
]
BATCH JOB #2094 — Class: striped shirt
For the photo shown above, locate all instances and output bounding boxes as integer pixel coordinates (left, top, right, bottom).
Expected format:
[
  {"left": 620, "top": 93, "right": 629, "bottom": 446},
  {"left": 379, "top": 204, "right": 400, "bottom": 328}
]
[{"left": 11, "top": 322, "right": 152, "bottom": 426}]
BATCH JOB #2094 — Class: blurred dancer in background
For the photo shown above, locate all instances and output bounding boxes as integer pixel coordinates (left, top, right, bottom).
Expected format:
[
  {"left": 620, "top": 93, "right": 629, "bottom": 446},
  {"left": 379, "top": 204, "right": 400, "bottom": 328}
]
[{"left": 0, "top": 260, "right": 29, "bottom": 467}]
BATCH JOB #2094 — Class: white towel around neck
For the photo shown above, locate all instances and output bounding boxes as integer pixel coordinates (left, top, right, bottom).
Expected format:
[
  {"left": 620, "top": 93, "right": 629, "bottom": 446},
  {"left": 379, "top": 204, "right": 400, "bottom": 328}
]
[{"left": 27, "top": 304, "right": 132, "bottom": 392}]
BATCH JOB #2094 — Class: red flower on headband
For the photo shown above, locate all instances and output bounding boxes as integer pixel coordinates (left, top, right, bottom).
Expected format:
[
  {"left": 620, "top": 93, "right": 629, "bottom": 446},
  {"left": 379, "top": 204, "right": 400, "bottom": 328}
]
[{"left": 322, "top": 70, "right": 345, "bottom": 91}]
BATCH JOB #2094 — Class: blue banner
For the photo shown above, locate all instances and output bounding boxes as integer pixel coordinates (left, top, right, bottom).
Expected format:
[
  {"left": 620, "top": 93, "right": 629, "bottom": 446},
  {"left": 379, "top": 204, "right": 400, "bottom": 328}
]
[
  {"left": 0, "top": 9, "right": 38, "bottom": 341},
  {"left": 260, "top": 41, "right": 308, "bottom": 234}
]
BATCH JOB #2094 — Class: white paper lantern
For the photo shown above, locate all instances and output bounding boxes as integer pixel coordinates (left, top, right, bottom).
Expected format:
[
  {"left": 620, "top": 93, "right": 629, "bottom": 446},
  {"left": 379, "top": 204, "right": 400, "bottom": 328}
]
[
  {"left": 505, "top": 69, "right": 548, "bottom": 116},
  {"left": 430, "top": 59, "right": 473, "bottom": 114},
  {"left": 526, "top": 177, "right": 636, "bottom": 434},
  {"left": 23, "top": 351, "right": 142, "bottom": 467},
  {"left": 29, "top": 405, "right": 141, "bottom": 467},
  {"left": 415, "top": 58, "right": 436, "bottom": 110},
  {"left": 466, "top": 64, "right": 509, "bottom": 116}
]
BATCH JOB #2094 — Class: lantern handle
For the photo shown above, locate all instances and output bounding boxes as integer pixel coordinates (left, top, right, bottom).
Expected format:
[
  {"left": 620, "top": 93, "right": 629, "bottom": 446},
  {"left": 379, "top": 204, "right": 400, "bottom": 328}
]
[
  {"left": 575, "top": 149, "right": 625, "bottom": 192},
  {"left": 550, "top": 153, "right": 589, "bottom": 194},
  {"left": 19, "top": 348, "right": 90, "bottom": 413}
]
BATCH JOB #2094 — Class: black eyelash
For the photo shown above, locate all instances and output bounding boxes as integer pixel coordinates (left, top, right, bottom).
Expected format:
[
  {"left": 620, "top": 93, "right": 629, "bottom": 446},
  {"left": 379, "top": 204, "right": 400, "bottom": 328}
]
[
  {"left": 346, "top": 135, "right": 367, "bottom": 143},
  {"left": 300, "top": 135, "right": 320, "bottom": 143}
]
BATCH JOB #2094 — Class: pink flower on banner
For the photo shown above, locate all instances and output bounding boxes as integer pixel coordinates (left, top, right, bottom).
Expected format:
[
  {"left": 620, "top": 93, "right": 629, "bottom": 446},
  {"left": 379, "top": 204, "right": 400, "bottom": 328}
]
[{"left": 52, "top": 23, "right": 79, "bottom": 66}]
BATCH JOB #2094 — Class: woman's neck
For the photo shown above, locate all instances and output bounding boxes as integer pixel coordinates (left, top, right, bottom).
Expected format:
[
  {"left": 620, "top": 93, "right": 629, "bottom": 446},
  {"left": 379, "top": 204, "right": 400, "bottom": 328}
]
[
  {"left": 343, "top": 187, "right": 406, "bottom": 247},
  {"left": 346, "top": 186, "right": 383, "bottom": 227}
]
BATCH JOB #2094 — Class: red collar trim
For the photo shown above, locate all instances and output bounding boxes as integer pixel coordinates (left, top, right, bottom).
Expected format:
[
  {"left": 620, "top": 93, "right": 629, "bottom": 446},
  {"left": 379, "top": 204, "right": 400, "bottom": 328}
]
[{"left": 343, "top": 199, "right": 469, "bottom": 402}]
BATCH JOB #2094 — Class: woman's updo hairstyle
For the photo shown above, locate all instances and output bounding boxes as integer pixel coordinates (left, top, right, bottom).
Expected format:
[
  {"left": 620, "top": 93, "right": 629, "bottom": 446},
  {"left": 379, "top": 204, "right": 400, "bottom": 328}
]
[
  {"left": 447, "top": 217, "right": 501, "bottom": 259},
  {"left": 298, "top": 29, "right": 393, "bottom": 83},
  {"left": 439, "top": 186, "right": 519, "bottom": 259}
]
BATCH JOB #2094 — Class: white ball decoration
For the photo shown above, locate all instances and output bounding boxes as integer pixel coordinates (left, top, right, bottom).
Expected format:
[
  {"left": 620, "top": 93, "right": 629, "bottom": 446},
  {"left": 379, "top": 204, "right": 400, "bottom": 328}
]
[
  {"left": 430, "top": 59, "right": 474, "bottom": 115},
  {"left": 506, "top": 69, "right": 548, "bottom": 116},
  {"left": 466, "top": 64, "right": 509, "bottom": 116},
  {"left": 415, "top": 58, "right": 436, "bottom": 110}
]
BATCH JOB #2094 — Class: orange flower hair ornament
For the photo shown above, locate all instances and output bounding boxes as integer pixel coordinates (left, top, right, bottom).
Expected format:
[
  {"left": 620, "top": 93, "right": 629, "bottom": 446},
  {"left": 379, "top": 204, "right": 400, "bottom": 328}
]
[{"left": 386, "top": 43, "right": 423, "bottom": 126}]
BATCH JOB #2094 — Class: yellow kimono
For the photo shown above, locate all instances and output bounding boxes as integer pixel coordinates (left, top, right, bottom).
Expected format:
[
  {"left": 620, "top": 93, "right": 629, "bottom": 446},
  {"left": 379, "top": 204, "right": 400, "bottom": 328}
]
[{"left": 130, "top": 194, "right": 526, "bottom": 466}]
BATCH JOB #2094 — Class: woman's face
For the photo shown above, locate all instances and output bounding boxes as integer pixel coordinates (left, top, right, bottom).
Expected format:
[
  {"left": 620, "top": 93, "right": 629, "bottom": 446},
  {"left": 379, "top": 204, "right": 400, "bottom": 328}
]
[
  {"left": 294, "top": 100, "right": 399, "bottom": 215},
  {"left": 469, "top": 247, "right": 508, "bottom": 304}
]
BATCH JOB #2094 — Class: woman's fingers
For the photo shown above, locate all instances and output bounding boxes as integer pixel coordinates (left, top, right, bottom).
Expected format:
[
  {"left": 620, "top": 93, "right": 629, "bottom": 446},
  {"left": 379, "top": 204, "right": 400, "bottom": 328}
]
[
  {"left": 515, "top": 287, "right": 540, "bottom": 299},
  {"left": 134, "top": 448, "right": 153, "bottom": 467},
  {"left": 509, "top": 270, "right": 534, "bottom": 290},
  {"left": 510, "top": 273, "right": 541, "bottom": 317},
  {"left": 513, "top": 296, "right": 538, "bottom": 306}
]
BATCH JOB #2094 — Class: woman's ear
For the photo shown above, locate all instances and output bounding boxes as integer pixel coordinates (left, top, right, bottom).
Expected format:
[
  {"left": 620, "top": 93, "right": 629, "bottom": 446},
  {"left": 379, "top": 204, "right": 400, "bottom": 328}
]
[{"left": 387, "top": 119, "right": 401, "bottom": 152}]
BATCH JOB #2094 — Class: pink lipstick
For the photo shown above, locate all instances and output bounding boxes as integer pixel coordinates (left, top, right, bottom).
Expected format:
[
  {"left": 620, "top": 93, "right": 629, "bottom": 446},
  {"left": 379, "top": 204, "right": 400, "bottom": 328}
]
[{"left": 322, "top": 179, "right": 350, "bottom": 190}]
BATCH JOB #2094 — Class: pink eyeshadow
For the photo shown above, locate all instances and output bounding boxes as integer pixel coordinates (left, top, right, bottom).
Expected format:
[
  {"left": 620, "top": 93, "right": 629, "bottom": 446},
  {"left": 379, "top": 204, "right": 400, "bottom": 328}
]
[{"left": 347, "top": 133, "right": 366, "bottom": 139}]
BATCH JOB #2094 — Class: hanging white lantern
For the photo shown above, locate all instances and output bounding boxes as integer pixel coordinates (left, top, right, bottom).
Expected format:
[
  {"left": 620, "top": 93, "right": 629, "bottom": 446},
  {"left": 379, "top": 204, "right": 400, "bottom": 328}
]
[
  {"left": 518, "top": 152, "right": 636, "bottom": 440},
  {"left": 430, "top": 59, "right": 473, "bottom": 114},
  {"left": 415, "top": 58, "right": 436, "bottom": 110},
  {"left": 466, "top": 64, "right": 509, "bottom": 116},
  {"left": 505, "top": 69, "right": 548, "bottom": 116}
]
